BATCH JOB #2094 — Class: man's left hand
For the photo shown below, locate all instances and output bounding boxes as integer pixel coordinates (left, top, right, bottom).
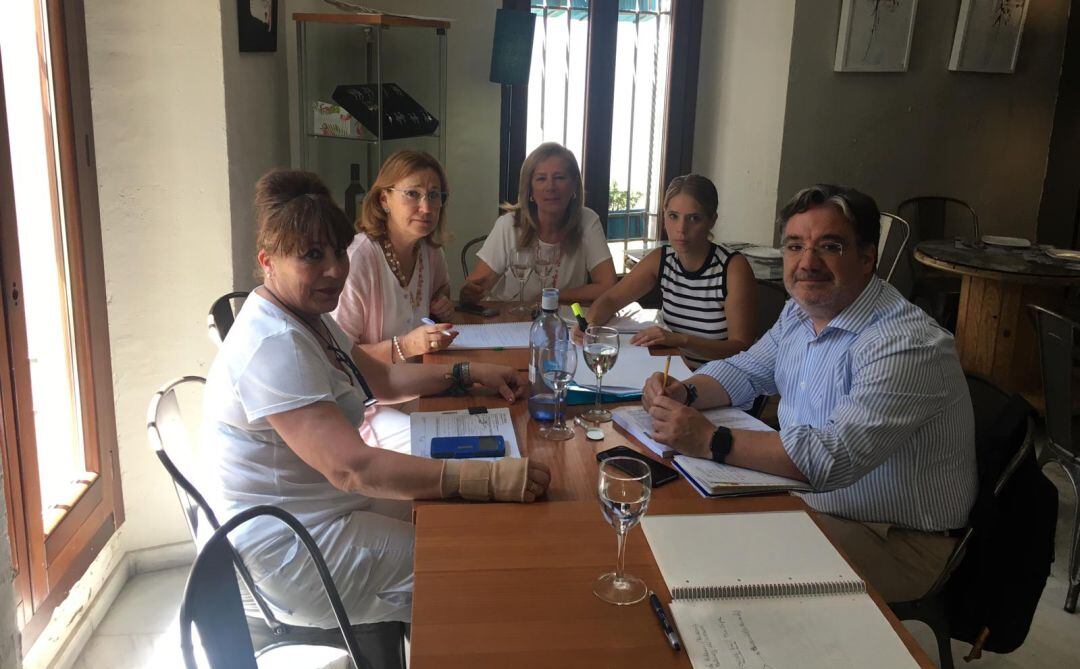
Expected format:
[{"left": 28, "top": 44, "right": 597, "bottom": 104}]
[
  {"left": 470, "top": 363, "right": 527, "bottom": 402},
  {"left": 647, "top": 395, "right": 715, "bottom": 458}
]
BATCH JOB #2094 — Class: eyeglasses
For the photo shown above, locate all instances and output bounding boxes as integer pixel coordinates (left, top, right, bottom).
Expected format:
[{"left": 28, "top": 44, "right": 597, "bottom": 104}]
[
  {"left": 326, "top": 340, "right": 378, "bottom": 407},
  {"left": 780, "top": 241, "right": 846, "bottom": 259},
  {"left": 387, "top": 188, "right": 448, "bottom": 208}
]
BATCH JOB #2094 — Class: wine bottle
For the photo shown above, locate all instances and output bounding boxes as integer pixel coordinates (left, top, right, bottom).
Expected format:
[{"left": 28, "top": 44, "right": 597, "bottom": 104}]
[{"left": 344, "top": 163, "right": 365, "bottom": 224}]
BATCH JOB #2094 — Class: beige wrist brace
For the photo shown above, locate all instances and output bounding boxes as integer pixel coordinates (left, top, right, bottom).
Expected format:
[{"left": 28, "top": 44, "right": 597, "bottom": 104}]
[{"left": 440, "top": 458, "right": 529, "bottom": 502}]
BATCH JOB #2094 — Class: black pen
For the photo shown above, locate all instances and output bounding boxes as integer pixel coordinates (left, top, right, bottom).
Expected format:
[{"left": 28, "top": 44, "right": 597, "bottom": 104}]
[{"left": 649, "top": 592, "right": 681, "bottom": 651}]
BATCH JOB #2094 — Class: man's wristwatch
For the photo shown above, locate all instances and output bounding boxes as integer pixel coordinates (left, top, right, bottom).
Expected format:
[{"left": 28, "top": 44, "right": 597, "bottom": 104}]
[
  {"left": 683, "top": 382, "right": 698, "bottom": 407},
  {"left": 708, "top": 426, "right": 733, "bottom": 464}
]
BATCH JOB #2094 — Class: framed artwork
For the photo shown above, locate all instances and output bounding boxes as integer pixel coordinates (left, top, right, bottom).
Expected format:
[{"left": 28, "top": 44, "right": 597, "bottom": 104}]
[
  {"left": 238, "top": 0, "right": 278, "bottom": 53},
  {"left": 834, "top": 0, "right": 919, "bottom": 73},
  {"left": 948, "top": 0, "right": 1030, "bottom": 73}
]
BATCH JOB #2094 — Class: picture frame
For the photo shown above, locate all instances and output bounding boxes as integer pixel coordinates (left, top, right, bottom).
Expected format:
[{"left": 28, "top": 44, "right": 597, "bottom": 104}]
[
  {"left": 238, "top": 0, "right": 278, "bottom": 53},
  {"left": 834, "top": 0, "right": 919, "bottom": 73},
  {"left": 948, "top": 0, "right": 1030, "bottom": 73}
]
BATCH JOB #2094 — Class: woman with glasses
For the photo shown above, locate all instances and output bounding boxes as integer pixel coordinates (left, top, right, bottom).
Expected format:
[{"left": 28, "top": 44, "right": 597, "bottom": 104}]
[
  {"left": 459, "top": 142, "right": 617, "bottom": 305},
  {"left": 201, "top": 168, "right": 550, "bottom": 629},
  {"left": 577, "top": 174, "right": 757, "bottom": 369}
]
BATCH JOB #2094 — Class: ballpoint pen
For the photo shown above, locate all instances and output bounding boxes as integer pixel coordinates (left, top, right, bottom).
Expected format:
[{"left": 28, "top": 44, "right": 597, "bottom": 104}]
[
  {"left": 421, "top": 317, "right": 457, "bottom": 336},
  {"left": 649, "top": 592, "right": 682, "bottom": 651}
]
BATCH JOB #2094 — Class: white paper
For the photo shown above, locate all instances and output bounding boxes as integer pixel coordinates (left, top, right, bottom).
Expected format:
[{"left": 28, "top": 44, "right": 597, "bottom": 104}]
[
  {"left": 611, "top": 406, "right": 773, "bottom": 458},
  {"left": 671, "top": 595, "right": 918, "bottom": 669},
  {"left": 573, "top": 335, "right": 692, "bottom": 392},
  {"left": 409, "top": 408, "right": 520, "bottom": 461},
  {"left": 448, "top": 322, "right": 533, "bottom": 349},
  {"left": 674, "top": 456, "right": 810, "bottom": 495}
]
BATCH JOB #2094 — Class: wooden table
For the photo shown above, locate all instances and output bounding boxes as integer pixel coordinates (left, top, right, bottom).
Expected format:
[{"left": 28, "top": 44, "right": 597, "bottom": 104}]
[
  {"left": 410, "top": 344, "right": 934, "bottom": 667},
  {"left": 914, "top": 239, "right": 1080, "bottom": 399}
]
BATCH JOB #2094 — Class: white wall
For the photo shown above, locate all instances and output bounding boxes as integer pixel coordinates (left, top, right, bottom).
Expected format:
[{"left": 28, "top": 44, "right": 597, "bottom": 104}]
[
  {"left": 84, "top": 0, "right": 233, "bottom": 554},
  {"left": 285, "top": 0, "right": 503, "bottom": 289},
  {"left": 692, "top": 1, "right": 797, "bottom": 245}
]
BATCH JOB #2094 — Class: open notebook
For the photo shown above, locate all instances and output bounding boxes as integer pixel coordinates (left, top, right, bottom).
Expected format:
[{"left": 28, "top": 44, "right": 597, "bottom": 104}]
[
  {"left": 642, "top": 512, "right": 919, "bottom": 669},
  {"left": 612, "top": 406, "right": 810, "bottom": 497}
]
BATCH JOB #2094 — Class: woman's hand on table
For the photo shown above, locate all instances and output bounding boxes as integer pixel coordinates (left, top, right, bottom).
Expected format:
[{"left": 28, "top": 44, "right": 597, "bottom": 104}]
[
  {"left": 459, "top": 280, "right": 487, "bottom": 305},
  {"left": 646, "top": 395, "right": 713, "bottom": 458},
  {"left": 430, "top": 294, "right": 455, "bottom": 322},
  {"left": 405, "top": 322, "right": 458, "bottom": 355},
  {"left": 642, "top": 372, "right": 687, "bottom": 410},
  {"left": 630, "top": 326, "right": 683, "bottom": 348},
  {"left": 523, "top": 460, "right": 551, "bottom": 502},
  {"left": 570, "top": 324, "right": 585, "bottom": 345},
  {"left": 470, "top": 363, "right": 527, "bottom": 402}
]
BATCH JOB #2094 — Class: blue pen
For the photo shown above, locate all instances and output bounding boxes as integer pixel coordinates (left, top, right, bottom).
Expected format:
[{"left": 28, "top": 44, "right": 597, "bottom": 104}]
[
  {"left": 421, "top": 317, "right": 457, "bottom": 337},
  {"left": 649, "top": 592, "right": 682, "bottom": 651}
]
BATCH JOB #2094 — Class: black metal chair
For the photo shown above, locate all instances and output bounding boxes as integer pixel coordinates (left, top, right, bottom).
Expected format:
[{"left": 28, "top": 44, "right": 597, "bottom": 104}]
[
  {"left": 180, "top": 505, "right": 367, "bottom": 668},
  {"left": 207, "top": 291, "right": 249, "bottom": 346},
  {"left": 889, "top": 374, "right": 1039, "bottom": 669},
  {"left": 899, "top": 197, "right": 979, "bottom": 330},
  {"left": 148, "top": 377, "right": 406, "bottom": 667},
  {"left": 1028, "top": 304, "right": 1080, "bottom": 613},
  {"left": 459, "top": 235, "right": 488, "bottom": 278}
]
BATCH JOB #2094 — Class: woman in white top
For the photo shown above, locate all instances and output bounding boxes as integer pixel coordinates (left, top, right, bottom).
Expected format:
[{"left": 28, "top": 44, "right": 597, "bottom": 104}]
[
  {"left": 332, "top": 150, "right": 457, "bottom": 362},
  {"left": 202, "top": 169, "right": 550, "bottom": 628},
  {"left": 460, "top": 142, "right": 617, "bottom": 305},
  {"left": 578, "top": 174, "right": 757, "bottom": 368}
]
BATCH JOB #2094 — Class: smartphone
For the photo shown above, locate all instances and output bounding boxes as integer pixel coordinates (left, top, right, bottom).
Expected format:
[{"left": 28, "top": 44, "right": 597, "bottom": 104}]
[
  {"left": 457, "top": 302, "right": 500, "bottom": 317},
  {"left": 596, "top": 446, "right": 679, "bottom": 487},
  {"left": 431, "top": 435, "right": 506, "bottom": 459}
]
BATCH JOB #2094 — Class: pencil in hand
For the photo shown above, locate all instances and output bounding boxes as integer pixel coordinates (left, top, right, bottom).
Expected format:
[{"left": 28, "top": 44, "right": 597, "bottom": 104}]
[{"left": 661, "top": 355, "right": 672, "bottom": 396}]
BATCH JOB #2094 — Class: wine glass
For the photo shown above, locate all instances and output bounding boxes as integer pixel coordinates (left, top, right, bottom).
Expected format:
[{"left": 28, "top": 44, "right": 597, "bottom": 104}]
[
  {"left": 508, "top": 249, "right": 533, "bottom": 316},
  {"left": 594, "top": 456, "right": 652, "bottom": 605},
  {"left": 582, "top": 326, "right": 619, "bottom": 424},
  {"left": 539, "top": 339, "right": 577, "bottom": 441},
  {"left": 535, "top": 244, "right": 559, "bottom": 291}
]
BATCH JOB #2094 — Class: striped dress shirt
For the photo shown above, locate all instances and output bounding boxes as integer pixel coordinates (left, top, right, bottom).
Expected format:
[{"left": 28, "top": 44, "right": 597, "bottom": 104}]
[
  {"left": 697, "top": 277, "right": 977, "bottom": 531},
  {"left": 658, "top": 242, "right": 738, "bottom": 366}
]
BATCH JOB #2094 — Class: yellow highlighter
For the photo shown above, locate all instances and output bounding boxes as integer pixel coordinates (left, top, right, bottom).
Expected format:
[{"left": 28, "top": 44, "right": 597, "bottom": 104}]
[{"left": 570, "top": 302, "right": 589, "bottom": 331}]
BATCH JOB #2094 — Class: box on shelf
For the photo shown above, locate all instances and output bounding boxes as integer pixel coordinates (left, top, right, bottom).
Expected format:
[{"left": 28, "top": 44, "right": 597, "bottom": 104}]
[
  {"left": 332, "top": 83, "right": 439, "bottom": 140},
  {"left": 311, "top": 101, "right": 368, "bottom": 138}
]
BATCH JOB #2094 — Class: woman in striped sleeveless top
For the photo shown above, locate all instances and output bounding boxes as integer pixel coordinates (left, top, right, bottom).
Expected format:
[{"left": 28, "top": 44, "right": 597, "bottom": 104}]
[{"left": 581, "top": 175, "right": 757, "bottom": 368}]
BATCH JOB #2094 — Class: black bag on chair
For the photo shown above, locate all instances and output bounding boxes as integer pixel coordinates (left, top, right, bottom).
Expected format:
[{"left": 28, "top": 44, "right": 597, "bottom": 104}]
[{"left": 944, "top": 395, "right": 1058, "bottom": 655}]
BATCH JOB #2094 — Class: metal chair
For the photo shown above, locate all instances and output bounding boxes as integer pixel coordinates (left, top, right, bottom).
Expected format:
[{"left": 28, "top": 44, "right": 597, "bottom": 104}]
[
  {"left": 890, "top": 374, "right": 1038, "bottom": 669},
  {"left": 147, "top": 377, "right": 406, "bottom": 667},
  {"left": 876, "top": 212, "right": 910, "bottom": 286},
  {"left": 899, "top": 197, "right": 979, "bottom": 329},
  {"left": 1028, "top": 304, "right": 1080, "bottom": 613},
  {"left": 459, "top": 235, "right": 488, "bottom": 278},
  {"left": 180, "top": 505, "right": 366, "bottom": 669},
  {"left": 207, "top": 291, "right": 249, "bottom": 346}
]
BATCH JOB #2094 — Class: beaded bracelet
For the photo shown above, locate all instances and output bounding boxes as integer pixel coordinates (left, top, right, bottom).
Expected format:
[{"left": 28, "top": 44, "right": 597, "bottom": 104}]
[{"left": 392, "top": 335, "right": 407, "bottom": 364}]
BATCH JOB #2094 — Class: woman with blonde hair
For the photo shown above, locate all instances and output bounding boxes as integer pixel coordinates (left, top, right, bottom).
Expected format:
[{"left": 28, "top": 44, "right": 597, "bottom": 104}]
[
  {"left": 460, "top": 142, "right": 617, "bottom": 305},
  {"left": 202, "top": 168, "right": 549, "bottom": 629},
  {"left": 578, "top": 174, "right": 756, "bottom": 369}
]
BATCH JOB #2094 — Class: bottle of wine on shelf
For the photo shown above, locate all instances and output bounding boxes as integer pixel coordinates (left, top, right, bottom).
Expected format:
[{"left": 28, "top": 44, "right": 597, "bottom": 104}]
[{"left": 344, "top": 163, "right": 365, "bottom": 224}]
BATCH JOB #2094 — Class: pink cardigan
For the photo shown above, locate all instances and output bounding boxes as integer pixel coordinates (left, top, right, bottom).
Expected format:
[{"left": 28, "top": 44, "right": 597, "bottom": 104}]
[{"left": 332, "top": 233, "right": 450, "bottom": 345}]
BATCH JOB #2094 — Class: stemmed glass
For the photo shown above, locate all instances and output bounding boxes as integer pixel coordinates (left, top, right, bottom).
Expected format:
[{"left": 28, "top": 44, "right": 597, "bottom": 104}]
[
  {"left": 508, "top": 249, "right": 533, "bottom": 316},
  {"left": 594, "top": 457, "right": 652, "bottom": 605},
  {"left": 539, "top": 339, "right": 577, "bottom": 441},
  {"left": 582, "top": 326, "right": 619, "bottom": 424},
  {"left": 535, "top": 244, "right": 558, "bottom": 291}
]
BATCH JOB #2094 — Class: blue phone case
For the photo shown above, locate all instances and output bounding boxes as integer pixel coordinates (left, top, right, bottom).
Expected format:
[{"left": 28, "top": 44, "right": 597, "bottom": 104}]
[{"left": 430, "top": 435, "right": 506, "bottom": 459}]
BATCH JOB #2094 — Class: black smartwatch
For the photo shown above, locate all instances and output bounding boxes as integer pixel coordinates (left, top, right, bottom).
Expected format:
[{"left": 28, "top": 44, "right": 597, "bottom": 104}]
[
  {"left": 683, "top": 382, "right": 698, "bottom": 407},
  {"left": 708, "top": 426, "right": 733, "bottom": 464}
]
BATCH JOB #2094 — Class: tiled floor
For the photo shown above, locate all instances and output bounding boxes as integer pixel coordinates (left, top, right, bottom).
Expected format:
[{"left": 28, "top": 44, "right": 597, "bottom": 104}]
[{"left": 70, "top": 469, "right": 1077, "bottom": 669}]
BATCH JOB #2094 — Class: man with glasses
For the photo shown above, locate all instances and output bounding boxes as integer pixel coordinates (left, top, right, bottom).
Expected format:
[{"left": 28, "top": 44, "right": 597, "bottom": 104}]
[{"left": 642, "top": 184, "right": 977, "bottom": 604}]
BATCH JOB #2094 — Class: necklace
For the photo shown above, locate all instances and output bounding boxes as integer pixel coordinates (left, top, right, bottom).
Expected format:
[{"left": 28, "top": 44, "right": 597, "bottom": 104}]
[{"left": 380, "top": 238, "right": 424, "bottom": 308}]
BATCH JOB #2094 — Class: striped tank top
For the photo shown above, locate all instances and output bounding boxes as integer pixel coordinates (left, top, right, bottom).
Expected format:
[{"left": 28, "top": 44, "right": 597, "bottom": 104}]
[{"left": 657, "top": 242, "right": 738, "bottom": 366}]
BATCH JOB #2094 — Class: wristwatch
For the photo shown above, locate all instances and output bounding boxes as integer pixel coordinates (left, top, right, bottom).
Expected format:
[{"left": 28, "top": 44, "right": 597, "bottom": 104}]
[
  {"left": 683, "top": 382, "right": 698, "bottom": 407},
  {"left": 708, "top": 426, "right": 733, "bottom": 464}
]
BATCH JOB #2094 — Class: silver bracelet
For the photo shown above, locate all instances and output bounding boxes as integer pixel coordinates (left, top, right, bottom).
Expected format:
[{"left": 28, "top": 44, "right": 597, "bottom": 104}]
[{"left": 392, "top": 335, "right": 407, "bottom": 364}]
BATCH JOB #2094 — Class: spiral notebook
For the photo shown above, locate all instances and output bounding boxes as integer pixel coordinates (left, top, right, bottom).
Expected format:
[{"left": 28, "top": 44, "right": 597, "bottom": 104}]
[{"left": 641, "top": 512, "right": 919, "bottom": 669}]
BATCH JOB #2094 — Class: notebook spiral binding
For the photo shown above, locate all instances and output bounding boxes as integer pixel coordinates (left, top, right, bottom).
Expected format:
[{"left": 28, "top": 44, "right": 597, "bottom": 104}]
[{"left": 672, "top": 580, "right": 867, "bottom": 600}]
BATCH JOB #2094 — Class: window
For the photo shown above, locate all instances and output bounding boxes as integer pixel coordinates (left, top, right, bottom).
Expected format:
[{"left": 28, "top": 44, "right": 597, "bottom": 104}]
[
  {"left": 0, "top": 0, "right": 123, "bottom": 646},
  {"left": 502, "top": 0, "right": 702, "bottom": 273}
]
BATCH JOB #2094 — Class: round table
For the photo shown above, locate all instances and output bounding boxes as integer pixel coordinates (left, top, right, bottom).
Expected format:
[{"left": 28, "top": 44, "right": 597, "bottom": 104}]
[{"left": 914, "top": 239, "right": 1080, "bottom": 401}]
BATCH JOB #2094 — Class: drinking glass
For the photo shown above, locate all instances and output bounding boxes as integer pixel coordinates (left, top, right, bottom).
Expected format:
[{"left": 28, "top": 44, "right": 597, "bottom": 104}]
[
  {"left": 594, "top": 456, "right": 652, "bottom": 605},
  {"left": 508, "top": 249, "right": 533, "bottom": 316},
  {"left": 582, "top": 326, "right": 619, "bottom": 423},
  {"left": 539, "top": 339, "right": 577, "bottom": 441},
  {"left": 535, "top": 244, "right": 558, "bottom": 291}
]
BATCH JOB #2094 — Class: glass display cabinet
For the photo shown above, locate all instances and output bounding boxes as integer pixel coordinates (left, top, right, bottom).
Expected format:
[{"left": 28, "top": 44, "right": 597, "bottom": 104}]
[{"left": 293, "top": 12, "right": 448, "bottom": 204}]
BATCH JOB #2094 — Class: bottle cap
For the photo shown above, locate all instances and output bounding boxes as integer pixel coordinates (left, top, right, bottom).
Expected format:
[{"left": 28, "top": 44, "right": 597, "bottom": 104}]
[{"left": 541, "top": 288, "right": 559, "bottom": 312}]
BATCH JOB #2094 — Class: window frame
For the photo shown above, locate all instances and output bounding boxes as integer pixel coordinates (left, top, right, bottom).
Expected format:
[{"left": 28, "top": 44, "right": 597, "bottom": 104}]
[{"left": 0, "top": 0, "right": 123, "bottom": 647}]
